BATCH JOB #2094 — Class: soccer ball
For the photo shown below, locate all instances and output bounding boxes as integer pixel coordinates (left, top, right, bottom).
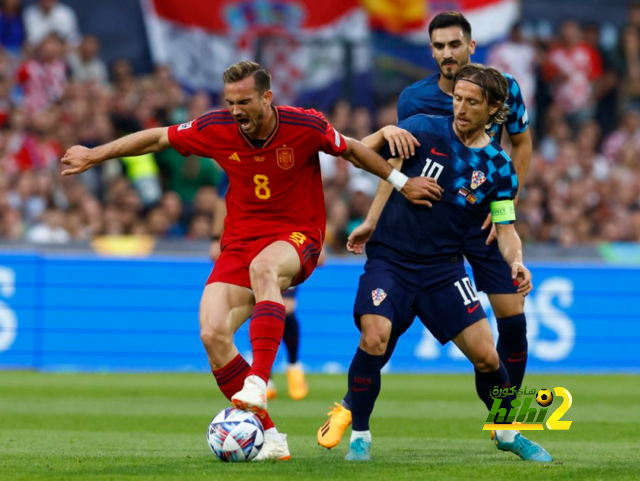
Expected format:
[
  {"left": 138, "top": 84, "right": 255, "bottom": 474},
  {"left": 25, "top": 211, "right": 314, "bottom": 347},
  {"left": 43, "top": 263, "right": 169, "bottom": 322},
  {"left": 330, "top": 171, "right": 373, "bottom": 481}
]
[
  {"left": 207, "top": 408, "right": 264, "bottom": 462},
  {"left": 536, "top": 389, "right": 553, "bottom": 407}
]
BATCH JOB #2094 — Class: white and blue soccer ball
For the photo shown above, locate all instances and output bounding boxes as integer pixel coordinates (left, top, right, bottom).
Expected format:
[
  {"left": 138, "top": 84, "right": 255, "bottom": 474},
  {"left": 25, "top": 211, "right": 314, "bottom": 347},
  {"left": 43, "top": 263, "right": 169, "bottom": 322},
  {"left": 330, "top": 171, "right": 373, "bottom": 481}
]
[{"left": 207, "top": 408, "right": 265, "bottom": 462}]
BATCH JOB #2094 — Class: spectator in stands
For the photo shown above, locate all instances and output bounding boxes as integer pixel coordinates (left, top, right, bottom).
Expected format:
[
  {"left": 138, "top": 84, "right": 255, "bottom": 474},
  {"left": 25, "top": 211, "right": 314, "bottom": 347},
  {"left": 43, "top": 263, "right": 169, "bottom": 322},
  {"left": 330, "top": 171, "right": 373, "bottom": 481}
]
[
  {"left": 612, "top": 24, "right": 640, "bottom": 113},
  {"left": 187, "top": 213, "right": 212, "bottom": 241},
  {"left": 16, "top": 33, "right": 68, "bottom": 114},
  {"left": 145, "top": 207, "right": 171, "bottom": 238},
  {"left": 0, "top": 0, "right": 25, "bottom": 57},
  {"left": 583, "top": 22, "right": 619, "bottom": 136},
  {"left": 602, "top": 109, "right": 640, "bottom": 163},
  {"left": 26, "top": 205, "right": 69, "bottom": 243},
  {"left": 24, "top": 0, "right": 79, "bottom": 47},
  {"left": 0, "top": 207, "right": 24, "bottom": 239},
  {"left": 159, "top": 191, "right": 186, "bottom": 237},
  {"left": 8, "top": 171, "right": 45, "bottom": 224},
  {"left": 68, "top": 35, "right": 108, "bottom": 85},
  {"left": 488, "top": 23, "right": 538, "bottom": 123},
  {"left": 543, "top": 19, "right": 603, "bottom": 131}
]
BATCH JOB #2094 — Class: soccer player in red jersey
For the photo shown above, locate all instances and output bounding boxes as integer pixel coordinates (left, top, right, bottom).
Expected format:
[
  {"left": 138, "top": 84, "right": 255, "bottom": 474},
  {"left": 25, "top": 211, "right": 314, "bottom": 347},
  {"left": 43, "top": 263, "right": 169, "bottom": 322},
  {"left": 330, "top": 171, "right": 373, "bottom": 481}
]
[{"left": 60, "top": 61, "right": 443, "bottom": 460}]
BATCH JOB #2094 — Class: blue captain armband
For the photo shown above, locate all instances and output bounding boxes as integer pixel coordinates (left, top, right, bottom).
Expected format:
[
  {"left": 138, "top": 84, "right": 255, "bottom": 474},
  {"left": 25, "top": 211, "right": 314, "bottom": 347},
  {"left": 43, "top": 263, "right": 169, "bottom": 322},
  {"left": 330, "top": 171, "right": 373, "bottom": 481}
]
[{"left": 490, "top": 200, "right": 516, "bottom": 224}]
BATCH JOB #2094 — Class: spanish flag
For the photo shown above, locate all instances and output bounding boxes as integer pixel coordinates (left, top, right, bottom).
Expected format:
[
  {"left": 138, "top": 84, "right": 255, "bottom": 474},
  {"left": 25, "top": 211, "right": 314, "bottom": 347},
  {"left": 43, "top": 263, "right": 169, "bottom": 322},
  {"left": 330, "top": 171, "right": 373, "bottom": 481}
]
[{"left": 361, "top": 0, "right": 427, "bottom": 34}]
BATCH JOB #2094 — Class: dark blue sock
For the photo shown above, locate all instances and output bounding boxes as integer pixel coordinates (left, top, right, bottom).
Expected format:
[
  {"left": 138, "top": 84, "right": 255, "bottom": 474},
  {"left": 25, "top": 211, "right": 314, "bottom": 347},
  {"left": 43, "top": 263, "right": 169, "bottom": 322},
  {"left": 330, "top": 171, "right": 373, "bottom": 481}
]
[
  {"left": 496, "top": 313, "right": 528, "bottom": 393},
  {"left": 343, "top": 331, "right": 400, "bottom": 410},
  {"left": 283, "top": 313, "right": 300, "bottom": 364},
  {"left": 475, "top": 362, "right": 513, "bottom": 421},
  {"left": 348, "top": 347, "right": 385, "bottom": 431}
]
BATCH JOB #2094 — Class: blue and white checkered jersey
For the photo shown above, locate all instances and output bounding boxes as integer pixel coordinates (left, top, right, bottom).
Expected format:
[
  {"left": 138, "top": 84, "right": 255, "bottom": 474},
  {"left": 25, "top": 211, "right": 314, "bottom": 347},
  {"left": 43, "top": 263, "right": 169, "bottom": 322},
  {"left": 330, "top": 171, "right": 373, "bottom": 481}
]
[
  {"left": 366, "top": 114, "right": 518, "bottom": 263},
  {"left": 397, "top": 73, "right": 528, "bottom": 142}
]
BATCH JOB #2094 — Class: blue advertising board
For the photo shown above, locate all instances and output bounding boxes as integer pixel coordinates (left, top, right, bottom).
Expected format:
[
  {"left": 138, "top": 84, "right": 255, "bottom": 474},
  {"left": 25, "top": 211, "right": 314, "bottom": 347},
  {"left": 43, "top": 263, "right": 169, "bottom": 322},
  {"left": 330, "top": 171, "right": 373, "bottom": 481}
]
[{"left": 0, "top": 252, "right": 638, "bottom": 373}]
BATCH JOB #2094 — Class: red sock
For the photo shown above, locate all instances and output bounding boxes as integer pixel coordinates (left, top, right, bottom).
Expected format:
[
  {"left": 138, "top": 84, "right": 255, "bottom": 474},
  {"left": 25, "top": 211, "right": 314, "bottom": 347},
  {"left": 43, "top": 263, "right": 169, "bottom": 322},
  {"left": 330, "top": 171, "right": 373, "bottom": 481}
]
[
  {"left": 212, "top": 353, "right": 275, "bottom": 430},
  {"left": 248, "top": 300, "right": 286, "bottom": 383}
]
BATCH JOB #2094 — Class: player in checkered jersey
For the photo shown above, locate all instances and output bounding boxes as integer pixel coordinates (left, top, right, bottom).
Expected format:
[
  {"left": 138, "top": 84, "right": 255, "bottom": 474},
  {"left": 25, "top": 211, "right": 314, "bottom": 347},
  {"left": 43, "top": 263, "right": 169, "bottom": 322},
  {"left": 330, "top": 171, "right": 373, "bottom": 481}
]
[
  {"left": 325, "top": 64, "right": 552, "bottom": 463},
  {"left": 60, "top": 60, "right": 443, "bottom": 461},
  {"left": 319, "top": 11, "right": 535, "bottom": 455}
]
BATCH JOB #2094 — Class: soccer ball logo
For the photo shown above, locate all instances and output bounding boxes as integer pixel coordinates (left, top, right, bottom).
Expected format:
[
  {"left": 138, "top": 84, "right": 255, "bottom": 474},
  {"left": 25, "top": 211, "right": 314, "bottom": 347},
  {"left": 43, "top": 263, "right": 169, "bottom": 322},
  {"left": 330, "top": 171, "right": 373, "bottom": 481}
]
[
  {"left": 536, "top": 389, "right": 553, "bottom": 407},
  {"left": 207, "top": 408, "right": 264, "bottom": 462}
]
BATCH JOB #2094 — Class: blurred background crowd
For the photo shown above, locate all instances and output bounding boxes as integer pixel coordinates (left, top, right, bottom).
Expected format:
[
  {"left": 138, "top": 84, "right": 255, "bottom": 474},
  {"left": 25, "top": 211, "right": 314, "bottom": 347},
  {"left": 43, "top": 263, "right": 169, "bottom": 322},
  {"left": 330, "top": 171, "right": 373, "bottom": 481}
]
[{"left": 0, "top": 0, "right": 639, "bottom": 253}]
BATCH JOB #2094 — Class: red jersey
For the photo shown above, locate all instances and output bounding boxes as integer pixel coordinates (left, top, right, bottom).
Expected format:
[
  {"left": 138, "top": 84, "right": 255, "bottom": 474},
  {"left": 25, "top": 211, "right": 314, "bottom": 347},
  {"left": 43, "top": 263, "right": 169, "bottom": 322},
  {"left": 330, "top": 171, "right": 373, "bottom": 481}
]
[{"left": 168, "top": 105, "right": 347, "bottom": 245}]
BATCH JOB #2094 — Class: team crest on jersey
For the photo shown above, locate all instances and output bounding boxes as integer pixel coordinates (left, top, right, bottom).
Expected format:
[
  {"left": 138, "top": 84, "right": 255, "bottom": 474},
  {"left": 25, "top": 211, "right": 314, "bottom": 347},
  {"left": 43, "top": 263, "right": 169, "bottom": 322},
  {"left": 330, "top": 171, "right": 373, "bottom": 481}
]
[
  {"left": 178, "top": 120, "right": 193, "bottom": 131},
  {"left": 470, "top": 171, "right": 486, "bottom": 189},
  {"left": 276, "top": 148, "right": 294, "bottom": 170},
  {"left": 371, "top": 288, "right": 387, "bottom": 307}
]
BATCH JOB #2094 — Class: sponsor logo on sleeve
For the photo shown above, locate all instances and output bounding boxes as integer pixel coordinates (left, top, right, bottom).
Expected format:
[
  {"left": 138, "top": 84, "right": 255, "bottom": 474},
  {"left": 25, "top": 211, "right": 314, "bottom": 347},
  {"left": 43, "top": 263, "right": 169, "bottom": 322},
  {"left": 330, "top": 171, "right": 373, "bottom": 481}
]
[{"left": 178, "top": 120, "right": 194, "bottom": 131}]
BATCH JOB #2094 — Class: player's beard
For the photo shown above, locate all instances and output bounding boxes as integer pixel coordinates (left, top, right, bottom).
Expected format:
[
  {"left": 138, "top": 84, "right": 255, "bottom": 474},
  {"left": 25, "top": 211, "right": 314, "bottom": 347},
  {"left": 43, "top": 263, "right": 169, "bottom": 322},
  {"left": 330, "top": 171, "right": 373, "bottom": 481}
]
[
  {"left": 439, "top": 56, "right": 469, "bottom": 80},
  {"left": 439, "top": 60, "right": 458, "bottom": 80}
]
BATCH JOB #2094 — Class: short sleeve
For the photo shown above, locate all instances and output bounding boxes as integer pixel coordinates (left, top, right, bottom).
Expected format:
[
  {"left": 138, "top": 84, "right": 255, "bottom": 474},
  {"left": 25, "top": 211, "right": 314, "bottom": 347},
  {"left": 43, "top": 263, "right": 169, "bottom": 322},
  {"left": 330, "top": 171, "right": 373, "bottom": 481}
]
[
  {"left": 504, "top": 74, "right": 529, "bottom": 135},
  {"left": 313, "top": 111, "right": 348, "bottom": 157},
  {"left": 397, "top": 89, "right": 410, "bottom": 122},
  {"left": 167, "top": 120, "right": 211, "bottom": 158},
  {"left": 495, "top": 159, "right": 519, "bottom": 202}
]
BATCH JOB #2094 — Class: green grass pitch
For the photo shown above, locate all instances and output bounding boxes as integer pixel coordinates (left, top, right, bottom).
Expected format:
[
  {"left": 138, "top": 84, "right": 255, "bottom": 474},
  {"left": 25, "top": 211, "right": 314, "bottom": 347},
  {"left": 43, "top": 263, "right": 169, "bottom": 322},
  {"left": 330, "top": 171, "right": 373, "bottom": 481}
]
[{"left": 1, "top": 372, "right": 639, "bottom": 480}]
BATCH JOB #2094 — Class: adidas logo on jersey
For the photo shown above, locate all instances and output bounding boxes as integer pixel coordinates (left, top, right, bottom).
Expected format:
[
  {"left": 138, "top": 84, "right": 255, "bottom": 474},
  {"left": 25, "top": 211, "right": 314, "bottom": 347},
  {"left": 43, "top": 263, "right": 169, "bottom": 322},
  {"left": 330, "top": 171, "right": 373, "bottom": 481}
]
[{"left": 229, "top": 152, "right": 241, "bottom": 162}]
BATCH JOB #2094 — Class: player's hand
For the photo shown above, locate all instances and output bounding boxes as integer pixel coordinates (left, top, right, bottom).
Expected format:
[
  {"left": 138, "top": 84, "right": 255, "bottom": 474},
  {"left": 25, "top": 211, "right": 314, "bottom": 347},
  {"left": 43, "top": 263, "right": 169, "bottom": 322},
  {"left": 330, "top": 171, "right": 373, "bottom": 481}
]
[
  {"left": 400, "top": 177, "right": 443, "bottom": 207},
  {"left": 485, "top": 225, "right": 497, "bottom": 245},
  {"left": 511, "top": 262, "right": 533, "bottom": 297},
  {"left": 347, "top": 221, "right": 376, "bottom": 255},
  {"left": 209, "top": 240, "right": 221, "bottom": 262},
  {"left": 61, "top": 145, "right": 98, "bottom": 176},
  {"left": 381, "top": 126, "right": 420, "bottom": 159}
]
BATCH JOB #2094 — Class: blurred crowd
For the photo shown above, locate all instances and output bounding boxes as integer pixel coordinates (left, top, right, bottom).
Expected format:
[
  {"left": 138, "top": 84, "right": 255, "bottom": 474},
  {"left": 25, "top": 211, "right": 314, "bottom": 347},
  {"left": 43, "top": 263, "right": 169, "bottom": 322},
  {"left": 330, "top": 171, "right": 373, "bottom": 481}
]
[{"left": 1, "top": 0, "right": 640, "bottom": 252}]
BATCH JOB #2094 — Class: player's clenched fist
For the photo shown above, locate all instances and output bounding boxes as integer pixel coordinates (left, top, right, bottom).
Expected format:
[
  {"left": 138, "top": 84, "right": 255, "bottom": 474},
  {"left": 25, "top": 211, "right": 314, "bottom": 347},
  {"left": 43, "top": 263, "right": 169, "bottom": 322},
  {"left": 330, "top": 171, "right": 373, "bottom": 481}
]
[
  {"left": 61, "top": 145, "right": 97, "bottom": 176},
  {"left": 511, "top": 262, "right": 533, "bottom": 297},
  {"left": 400, "top": 177, "right": 443, "bottom": 207}
]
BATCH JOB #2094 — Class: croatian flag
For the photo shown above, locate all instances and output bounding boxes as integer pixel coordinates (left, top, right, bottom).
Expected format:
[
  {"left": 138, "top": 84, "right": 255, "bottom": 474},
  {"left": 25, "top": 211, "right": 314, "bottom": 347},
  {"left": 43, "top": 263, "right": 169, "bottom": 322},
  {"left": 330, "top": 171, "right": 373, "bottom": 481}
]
[
  {"left": 365, "top": 0, "right": 520, "bottom": 70},
  {"left": 141, "top": 0, "right": 370, "bottom": 108}
]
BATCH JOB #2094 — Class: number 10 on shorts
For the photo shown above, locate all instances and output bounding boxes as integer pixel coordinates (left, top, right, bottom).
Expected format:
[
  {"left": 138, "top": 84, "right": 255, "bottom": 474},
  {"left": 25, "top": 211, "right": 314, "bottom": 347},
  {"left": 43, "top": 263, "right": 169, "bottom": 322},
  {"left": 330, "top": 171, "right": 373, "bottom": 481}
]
[{"left": 455, "top": 277, "right": 479, "bottom": 305}]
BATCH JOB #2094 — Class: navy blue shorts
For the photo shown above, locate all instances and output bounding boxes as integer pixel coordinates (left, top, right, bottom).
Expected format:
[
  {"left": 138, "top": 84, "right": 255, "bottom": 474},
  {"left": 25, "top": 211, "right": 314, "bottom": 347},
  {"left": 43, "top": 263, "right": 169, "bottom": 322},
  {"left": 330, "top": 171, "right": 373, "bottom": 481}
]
[
  {"left": 353, "top": 256, "right": 487, "bottom": 345},
  {"left": 462, "top": 223, "right": 519, "bottom": 294}
]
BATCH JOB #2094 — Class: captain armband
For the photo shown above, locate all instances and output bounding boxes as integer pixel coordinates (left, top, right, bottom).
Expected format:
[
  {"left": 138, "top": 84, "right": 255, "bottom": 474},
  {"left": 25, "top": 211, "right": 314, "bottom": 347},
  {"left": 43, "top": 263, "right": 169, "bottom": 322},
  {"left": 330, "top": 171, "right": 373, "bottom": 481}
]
[{"left": 490, "top": 200, "right": 516, "bottom": 224}]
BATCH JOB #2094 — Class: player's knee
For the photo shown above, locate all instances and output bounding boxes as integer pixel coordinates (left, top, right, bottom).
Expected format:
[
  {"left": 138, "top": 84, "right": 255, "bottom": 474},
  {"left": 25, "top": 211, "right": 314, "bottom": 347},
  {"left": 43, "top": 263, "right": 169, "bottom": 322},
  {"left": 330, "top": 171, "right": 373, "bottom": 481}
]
[
  {"left": 472, "top": 348, "right": 500, "bottom": 372},
  {"left": 491, "top": 295, "right": 525, "bottom": 318},
  {"left": 249, "top": 259, "right": 278, "bottom": 286},
  {"left": 200, "top": 324, "right": 233, "bottom": 359},
  {"left": 360, "top": 329, "right": 390, "bottom": 356}
]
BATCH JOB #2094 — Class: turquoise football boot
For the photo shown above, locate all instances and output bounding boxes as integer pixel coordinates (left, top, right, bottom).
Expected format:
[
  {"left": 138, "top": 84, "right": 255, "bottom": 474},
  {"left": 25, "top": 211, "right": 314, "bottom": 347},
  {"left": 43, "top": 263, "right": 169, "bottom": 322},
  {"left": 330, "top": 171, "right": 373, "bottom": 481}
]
[
  {"left": 345, "top": 438, "right": 371, "bottom": 461},
  {"left": 495, "top": 433, "right": 553, "bottom": 462}
]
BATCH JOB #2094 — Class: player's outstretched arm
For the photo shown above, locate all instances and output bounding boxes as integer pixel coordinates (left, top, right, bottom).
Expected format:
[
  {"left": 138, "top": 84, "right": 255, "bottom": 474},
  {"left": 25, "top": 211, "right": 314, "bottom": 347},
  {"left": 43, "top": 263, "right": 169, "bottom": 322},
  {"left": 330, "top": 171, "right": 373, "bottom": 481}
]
[
  {"left": 342, "top": 137, "right": 442, "bottom": 207},
  {"left": 61, "top": 127, "right": 171, "bottom": 176},
  {"left": 361, "top": 125, "right": 420, "bottom": 159},
  {"left": 495, "top": 223, "right": 532, "bottom": 297},
  {"left": 347, "top": 157, "right": 403, "bottom": 255}
]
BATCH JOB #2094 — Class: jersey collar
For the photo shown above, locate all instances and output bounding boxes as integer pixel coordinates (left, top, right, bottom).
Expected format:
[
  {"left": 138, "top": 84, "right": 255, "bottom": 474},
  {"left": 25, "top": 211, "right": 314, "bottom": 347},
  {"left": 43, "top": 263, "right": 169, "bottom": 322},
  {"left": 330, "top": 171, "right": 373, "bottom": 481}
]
[{"left": 237, "top": 106, "right": 280, "bottom": 149}]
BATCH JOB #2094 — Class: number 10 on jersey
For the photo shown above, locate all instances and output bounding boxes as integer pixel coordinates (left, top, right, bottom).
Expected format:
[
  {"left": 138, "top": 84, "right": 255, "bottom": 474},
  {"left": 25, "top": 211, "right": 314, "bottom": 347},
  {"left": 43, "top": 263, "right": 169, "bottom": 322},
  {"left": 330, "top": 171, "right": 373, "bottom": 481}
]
[{"left": 420, "top": 157, "right": 444, "bottom": 181}]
